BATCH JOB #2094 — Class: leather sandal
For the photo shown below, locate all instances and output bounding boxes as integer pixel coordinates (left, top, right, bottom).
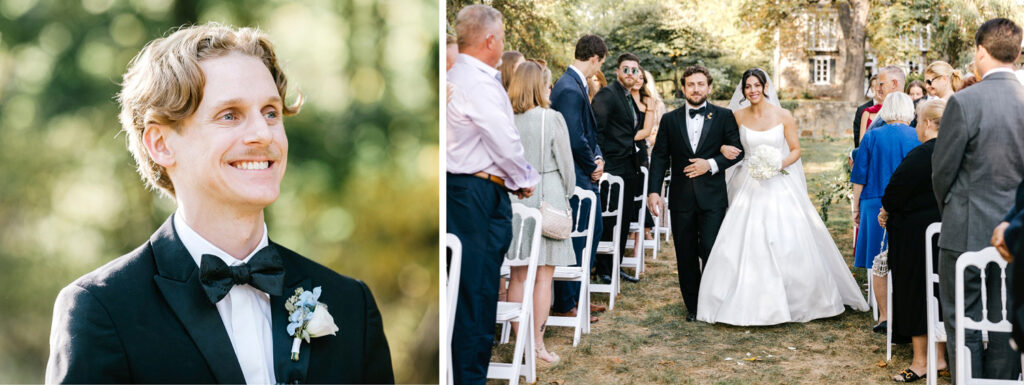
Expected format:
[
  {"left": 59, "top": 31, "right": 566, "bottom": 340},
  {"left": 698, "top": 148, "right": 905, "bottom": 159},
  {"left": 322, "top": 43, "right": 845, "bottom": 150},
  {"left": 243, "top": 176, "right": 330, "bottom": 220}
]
[{"left": 893, "top": 368, "right": 924, "bottom": 382}]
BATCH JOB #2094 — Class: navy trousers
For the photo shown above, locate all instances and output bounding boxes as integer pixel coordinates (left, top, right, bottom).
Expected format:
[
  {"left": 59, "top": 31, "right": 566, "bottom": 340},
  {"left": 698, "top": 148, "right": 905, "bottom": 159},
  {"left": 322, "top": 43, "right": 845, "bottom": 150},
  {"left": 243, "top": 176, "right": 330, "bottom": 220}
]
[
  {"left": 447, "top": 174, "right": 512, "bottom": 385},
  {"left": 552, "top": 186, "right": 602, "bottom": 313}
]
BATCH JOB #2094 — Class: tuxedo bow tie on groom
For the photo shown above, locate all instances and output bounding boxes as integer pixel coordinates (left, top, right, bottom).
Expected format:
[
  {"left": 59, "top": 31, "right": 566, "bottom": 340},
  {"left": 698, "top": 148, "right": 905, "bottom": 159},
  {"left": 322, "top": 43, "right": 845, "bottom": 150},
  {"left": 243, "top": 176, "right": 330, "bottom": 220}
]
[{"left": 200, "top": 248, "right": 285, "bottom": 303}]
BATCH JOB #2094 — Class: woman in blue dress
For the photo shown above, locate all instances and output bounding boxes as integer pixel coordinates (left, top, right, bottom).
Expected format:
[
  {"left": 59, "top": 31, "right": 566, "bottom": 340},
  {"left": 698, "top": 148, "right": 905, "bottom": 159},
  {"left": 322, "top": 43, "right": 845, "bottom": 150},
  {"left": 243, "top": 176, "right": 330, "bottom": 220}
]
[{"left": 851, "top": 92, "right": 921, "bottom": 332}]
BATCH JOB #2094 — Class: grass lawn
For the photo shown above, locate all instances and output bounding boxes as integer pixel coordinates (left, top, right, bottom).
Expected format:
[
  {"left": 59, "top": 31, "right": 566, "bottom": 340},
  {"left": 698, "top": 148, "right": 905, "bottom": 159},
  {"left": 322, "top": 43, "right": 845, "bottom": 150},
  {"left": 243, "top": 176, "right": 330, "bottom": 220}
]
[{"left": 489, "top": 137, "right": 951, "bottom": 384}]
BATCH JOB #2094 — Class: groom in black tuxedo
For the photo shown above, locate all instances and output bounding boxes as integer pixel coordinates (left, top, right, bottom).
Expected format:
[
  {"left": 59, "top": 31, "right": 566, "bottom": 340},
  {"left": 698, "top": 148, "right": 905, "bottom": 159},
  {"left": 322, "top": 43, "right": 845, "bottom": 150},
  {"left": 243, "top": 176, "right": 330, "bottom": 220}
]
[
  {"left": 648, "top": 65, "right": 743, "bottom": 321},
  {"left": 45, "top": 24, "right": 393, "bottom": 384}
]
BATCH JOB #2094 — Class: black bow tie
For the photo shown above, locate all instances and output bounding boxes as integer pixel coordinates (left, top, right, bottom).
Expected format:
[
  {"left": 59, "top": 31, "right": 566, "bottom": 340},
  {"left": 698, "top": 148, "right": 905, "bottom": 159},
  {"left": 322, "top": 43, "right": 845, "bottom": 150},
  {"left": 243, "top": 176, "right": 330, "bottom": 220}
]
[
  {"left": 689, "top": 106, "right": 707, "bottom": 119},
  {"left": 199, "top": 247, "right": 284, "bottom": 304}
]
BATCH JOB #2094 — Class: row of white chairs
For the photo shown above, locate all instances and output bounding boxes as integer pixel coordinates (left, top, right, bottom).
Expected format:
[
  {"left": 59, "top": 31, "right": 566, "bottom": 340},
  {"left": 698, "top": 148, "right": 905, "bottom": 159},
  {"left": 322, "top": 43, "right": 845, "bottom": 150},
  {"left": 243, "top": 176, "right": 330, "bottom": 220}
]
[
  {"left": 878, "top": 222, "right": 1022, "bottom": 385},
  {"left": 446, "top": 170, "right": 674, "bottom": 384}
]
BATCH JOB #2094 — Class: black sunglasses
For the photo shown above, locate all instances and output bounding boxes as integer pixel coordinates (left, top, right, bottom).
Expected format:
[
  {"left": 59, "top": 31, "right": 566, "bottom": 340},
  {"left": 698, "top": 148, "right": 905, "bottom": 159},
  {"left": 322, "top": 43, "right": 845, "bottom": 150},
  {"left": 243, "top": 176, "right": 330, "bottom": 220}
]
[{"left": 620, "top": 67, "right": 640, "bottom": 75}]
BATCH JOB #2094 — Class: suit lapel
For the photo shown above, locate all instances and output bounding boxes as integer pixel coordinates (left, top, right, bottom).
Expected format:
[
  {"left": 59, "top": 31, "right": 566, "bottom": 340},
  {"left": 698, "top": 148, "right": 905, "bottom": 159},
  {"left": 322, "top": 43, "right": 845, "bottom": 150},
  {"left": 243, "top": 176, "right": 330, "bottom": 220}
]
[
  {"left": 572, "top": 70, "right": 598, "bottom": 129},
  {"left": 695, "top": 105, "right": 714, "bottom": 154},
  {"left": 677, "top": 110, "right": 695, "bottom": 156},
  {"left": 272, "top": 246, "right": 312, "bottom": 384},
  {"left": 151, "top": 216, "right": 246, "bottom": 384}
]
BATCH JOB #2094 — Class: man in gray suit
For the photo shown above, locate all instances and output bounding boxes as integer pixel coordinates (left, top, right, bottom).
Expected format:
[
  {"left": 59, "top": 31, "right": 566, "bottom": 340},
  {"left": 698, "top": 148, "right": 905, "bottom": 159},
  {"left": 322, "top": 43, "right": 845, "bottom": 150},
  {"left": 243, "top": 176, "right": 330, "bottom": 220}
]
[{"left": 933, "top": 18, "right": 1024, "bottom": 382}]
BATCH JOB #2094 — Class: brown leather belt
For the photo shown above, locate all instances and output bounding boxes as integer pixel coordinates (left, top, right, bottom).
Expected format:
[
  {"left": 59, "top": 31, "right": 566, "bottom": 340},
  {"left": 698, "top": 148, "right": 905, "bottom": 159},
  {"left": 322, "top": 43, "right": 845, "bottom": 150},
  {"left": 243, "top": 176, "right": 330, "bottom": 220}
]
[{"left": 472, "top": 172, "right": 508, "bottom": 190}]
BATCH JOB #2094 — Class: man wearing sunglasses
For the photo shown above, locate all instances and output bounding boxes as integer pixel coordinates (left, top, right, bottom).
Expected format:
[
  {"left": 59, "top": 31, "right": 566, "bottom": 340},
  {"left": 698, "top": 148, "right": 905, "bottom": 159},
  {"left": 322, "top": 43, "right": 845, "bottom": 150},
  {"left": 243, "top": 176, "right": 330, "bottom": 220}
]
[{"left": 592, "top": 53, "right": 644, "bottom": 284}]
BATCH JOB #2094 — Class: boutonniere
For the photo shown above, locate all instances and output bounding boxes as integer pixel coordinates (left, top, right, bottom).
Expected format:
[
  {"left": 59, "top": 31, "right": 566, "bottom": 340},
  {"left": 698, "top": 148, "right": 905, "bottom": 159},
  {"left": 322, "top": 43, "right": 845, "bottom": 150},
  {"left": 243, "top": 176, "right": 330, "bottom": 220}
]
[
  {"left": 285, "top": 286, "right": 339, "bottom": 361},
  {"left": 706, "top": 112, "right": 714, "bottom": 120}
]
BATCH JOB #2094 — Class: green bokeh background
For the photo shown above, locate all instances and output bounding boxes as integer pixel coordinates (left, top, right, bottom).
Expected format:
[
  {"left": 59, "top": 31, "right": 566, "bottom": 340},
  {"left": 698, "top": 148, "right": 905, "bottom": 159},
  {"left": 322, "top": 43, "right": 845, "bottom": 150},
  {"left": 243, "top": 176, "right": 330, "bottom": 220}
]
[{"left": 0, "top": 0, "right": 439, "bottom": 382}]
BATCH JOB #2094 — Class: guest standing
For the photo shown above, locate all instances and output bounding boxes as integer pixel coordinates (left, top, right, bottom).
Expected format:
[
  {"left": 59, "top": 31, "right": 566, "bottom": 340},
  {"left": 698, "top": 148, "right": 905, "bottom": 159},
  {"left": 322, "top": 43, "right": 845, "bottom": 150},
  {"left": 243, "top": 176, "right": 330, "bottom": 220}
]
[
  {"left": 505, "top": 61, "right": 576, "bottom": 365},
  {"left": 879, "top": 99, "right": 948, "bottom": 382},
  {"left": 923, "top": 61, "right": 962, "bottom": 100},
  {"left": 932, "top": 18, "right": 1024, "bottom": 382},
  {"left": 550, "top": 34, "right": 608, "bottom": 323},
  {"left": 851, "top": 92, "right": 921, "bottom": 332},
  {"left": 854, "top": 74, "right": 882, "bottom": 147},
  {"left": 498, "top": 50, "right": 525, "bottom": 91},
  {"left": 446, "top": 5, "right": 540, "bottom": 384},
  {"left": 906, "top": 80, "right": 927, "bottom": 103},
  {"left": 592, "top": 53, "right": 644, "bottom": 284}
]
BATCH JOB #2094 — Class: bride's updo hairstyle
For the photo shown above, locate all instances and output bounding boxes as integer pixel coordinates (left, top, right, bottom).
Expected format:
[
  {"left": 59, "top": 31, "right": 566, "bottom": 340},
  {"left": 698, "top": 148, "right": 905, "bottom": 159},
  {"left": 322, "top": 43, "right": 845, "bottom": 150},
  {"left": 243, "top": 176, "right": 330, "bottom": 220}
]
[{"left": 740, "top": 68, "right": 768, "bottom": 103}]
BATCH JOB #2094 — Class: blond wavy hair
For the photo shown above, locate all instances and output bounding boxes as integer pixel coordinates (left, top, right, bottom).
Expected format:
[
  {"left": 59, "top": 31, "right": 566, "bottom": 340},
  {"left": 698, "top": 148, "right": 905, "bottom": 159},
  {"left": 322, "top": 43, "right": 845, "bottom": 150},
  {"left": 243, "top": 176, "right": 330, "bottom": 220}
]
[
  {"left": 117, "top": 23, "right": 302, "bottom": 197},
  {"left": 924, "top": 61, "right": 964, "bottom": 91}
]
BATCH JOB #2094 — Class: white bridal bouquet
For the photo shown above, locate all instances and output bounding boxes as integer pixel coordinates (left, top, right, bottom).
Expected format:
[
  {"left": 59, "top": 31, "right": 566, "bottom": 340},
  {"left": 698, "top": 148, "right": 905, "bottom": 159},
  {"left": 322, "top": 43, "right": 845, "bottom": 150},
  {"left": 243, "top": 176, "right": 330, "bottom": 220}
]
[{"left": 748, "top": 144, "right": 789, "bottom": 180}]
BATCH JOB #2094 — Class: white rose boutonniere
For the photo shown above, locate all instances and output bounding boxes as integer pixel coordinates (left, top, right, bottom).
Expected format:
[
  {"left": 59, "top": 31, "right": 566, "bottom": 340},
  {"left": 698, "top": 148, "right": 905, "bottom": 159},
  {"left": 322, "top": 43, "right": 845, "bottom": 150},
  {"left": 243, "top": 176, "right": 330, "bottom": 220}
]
[{"left": 285, "top": 286, "right": 338, "bottom": 361}]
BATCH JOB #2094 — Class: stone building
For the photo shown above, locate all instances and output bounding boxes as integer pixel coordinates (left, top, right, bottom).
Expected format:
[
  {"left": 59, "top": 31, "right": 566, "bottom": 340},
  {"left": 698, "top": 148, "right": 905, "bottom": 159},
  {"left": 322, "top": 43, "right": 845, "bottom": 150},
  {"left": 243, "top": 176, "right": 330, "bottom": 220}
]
[{"left": 773, "top": 5, "right": 932, "bottom": 100}]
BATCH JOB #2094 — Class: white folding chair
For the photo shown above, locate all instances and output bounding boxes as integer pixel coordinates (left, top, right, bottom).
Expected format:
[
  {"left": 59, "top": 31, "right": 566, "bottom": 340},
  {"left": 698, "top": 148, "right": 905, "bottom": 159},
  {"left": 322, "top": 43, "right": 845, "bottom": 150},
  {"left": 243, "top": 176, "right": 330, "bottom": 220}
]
[
  {"left": 592, "top": 174, "right": 625, "bottom": 309},
  {"left": 954, "top": 247, "right": 1022, "bottom": 385},
  {"left": 653, "top": 175, "right": 672, "bottom": 247},
  {"left": 445, "top": 234, "right": 461, "bottom": 385},
  {"left": 887, "top": 272, "right": 893, "bottom": 361},
  {"left": 925, "top": 223, "right": 945, "bottom": 385},
  {"left": 488, "top": 204, "right": 541, "bottom": 384},
  {"left": 549, "top": 187, "right": 597, "bottom": 347},
  {"left": 623, "top": 166, "right": 649, "bottom": 276}
]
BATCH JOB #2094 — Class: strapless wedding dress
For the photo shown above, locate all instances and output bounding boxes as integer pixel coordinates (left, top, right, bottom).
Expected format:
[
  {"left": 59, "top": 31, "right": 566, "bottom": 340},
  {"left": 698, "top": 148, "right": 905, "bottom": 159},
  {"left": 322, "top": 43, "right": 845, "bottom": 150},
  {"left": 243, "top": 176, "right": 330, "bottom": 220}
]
[{"left": 695, "top": 124, "right": 869, "bottom": 326}]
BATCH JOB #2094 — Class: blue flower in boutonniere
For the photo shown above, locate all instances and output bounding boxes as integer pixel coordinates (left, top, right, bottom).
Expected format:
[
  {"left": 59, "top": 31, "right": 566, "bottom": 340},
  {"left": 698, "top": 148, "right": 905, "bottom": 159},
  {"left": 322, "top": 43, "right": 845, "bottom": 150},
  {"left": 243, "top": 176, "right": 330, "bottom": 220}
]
[
  {"left": 285, "top": 286, "right": 338, "bottom": 361},
  {"left": 706, "top": 112, "right": 714, "bottom": 120}
]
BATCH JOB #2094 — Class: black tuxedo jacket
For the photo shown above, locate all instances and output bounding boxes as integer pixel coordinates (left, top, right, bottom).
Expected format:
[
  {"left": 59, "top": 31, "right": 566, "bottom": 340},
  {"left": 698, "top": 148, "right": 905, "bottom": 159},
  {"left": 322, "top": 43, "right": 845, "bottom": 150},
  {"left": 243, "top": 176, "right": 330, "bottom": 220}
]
[
  {"left": 648, "top": 103, "right": 743, "bottom": 211},
  {"left": 853, "top": 99, "right": 873, "bottom": 147},
  {"left": 551, "top": 68, "right": 603, "bottom": 191},
  {"left": 45, "top": 216, "right": 394, "bottom": 384},
  {"left": 592, "top": 80, "right": 639, "bottom": 176}
]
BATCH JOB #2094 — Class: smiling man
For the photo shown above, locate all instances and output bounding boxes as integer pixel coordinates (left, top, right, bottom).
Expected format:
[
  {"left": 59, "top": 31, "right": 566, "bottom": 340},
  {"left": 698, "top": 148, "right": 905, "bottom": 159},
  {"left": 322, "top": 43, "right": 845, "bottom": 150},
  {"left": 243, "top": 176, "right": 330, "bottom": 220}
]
[{"left": 45, "top": 23, "right": 393, "bottom": 384}]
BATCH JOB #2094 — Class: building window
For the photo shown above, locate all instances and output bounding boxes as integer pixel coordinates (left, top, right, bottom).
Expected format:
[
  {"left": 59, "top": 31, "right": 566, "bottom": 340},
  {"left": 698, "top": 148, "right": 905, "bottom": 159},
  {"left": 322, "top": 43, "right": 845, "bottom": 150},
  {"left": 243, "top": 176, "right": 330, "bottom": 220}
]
[
  {"left": 807, "top": 10, "right": 839, "bottom": 52},
  {"left": 907, "top": 59, "right": 922, "bottom": 74},
  {"left": 899, "top": 24, "right": 932, "bottom": 52},
  {"left": 812, "top": 56, "right": 832, "bottom": 85}
]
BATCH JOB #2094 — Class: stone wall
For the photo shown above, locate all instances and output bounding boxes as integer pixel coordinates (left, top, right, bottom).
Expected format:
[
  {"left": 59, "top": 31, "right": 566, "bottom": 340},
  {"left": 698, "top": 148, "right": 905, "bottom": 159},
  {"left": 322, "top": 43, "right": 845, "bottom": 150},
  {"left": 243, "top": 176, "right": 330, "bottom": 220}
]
[{"left": 666, "top": 99, "right": 860, "bottom": 139}]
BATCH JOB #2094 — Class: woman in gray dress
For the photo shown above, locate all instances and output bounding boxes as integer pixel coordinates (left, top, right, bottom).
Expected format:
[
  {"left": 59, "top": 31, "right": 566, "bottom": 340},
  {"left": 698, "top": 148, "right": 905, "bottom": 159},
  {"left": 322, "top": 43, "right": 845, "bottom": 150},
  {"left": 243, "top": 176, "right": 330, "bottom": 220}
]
[{"left": 505, "top": 60, "right": 576, "bottom": 364}]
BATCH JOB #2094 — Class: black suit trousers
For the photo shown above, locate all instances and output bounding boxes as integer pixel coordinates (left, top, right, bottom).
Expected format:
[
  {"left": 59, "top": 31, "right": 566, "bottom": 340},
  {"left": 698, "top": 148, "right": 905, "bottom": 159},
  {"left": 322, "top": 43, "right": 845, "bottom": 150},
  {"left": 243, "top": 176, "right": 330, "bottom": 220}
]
[
  {"left": 447, "top": 174, "right": 512, "bottom": 385},
  {"left": 596, "top": 170, "right": 640, "bottom": 276},
  {"left": 671, "top": 206, "right": 726, "bottom": 313}
]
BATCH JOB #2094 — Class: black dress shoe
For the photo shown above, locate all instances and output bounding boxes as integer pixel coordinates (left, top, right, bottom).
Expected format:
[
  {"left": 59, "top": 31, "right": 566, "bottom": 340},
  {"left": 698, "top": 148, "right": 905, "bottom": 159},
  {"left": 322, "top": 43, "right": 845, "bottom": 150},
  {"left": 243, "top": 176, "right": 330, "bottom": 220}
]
[
  {"left": 873, "top": 320, "right": 887, "bottom": 334},
  {"left": 619, "top": 270, "right": 640, "bottom": 283},
  {"left": 686, "top": 313, "right": 696, "bottom": 322},
  {"left": 597, "top": 274, "right": 612, "bottom": 284}
]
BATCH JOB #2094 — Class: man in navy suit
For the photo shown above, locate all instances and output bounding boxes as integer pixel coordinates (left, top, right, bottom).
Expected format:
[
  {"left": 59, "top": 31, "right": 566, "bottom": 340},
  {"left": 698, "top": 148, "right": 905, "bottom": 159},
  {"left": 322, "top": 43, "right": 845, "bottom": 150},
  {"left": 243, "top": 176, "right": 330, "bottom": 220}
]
[
  {"left": 45, "top": 23, "right": 393, "bottom": 384},
  {"left": 550, "top": 34, "right": 608, "bottom": 320}
]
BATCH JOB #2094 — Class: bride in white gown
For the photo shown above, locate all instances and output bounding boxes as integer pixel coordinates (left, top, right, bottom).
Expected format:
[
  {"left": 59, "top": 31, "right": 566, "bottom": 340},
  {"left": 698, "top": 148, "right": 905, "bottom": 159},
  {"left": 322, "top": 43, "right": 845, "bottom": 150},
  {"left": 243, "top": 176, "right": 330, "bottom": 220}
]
[{"left": 695, "top": 69, "right": 869, "bottom": 326}]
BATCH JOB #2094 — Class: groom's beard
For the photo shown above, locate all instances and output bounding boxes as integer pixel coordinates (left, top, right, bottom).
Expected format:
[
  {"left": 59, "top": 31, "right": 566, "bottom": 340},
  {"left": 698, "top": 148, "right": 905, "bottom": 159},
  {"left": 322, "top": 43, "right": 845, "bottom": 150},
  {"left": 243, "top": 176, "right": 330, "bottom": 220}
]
[{"left": 685, "top": 95, "right": 707, "bottom": 107}]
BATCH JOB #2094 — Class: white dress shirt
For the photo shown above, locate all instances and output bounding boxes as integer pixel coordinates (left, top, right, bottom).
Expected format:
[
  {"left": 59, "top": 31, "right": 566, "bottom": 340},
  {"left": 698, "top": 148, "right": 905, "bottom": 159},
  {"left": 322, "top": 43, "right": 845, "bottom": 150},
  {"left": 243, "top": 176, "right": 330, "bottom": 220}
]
[
  {"left": 174, "top": 213, "right": 276, "bottom": 384},
  {"left": 982, "top": 67, "right": 1014, "bottom": 80},
  {"left": 568, "top": 65, "right": 588, "bottom": 95},
  {"left": 446, "top": 54, "right": 540, "bottom": 190},
  {"left": 684, "top": 102, "right": 719, "bottom": 175}
]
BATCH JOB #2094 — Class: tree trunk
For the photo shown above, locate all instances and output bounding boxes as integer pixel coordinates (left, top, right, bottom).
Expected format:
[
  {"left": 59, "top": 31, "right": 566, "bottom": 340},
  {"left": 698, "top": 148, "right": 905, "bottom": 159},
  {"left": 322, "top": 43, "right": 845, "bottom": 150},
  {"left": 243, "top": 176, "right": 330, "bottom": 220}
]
[{"left": 837, "top": 0, "right": 870, "bottom": 102}]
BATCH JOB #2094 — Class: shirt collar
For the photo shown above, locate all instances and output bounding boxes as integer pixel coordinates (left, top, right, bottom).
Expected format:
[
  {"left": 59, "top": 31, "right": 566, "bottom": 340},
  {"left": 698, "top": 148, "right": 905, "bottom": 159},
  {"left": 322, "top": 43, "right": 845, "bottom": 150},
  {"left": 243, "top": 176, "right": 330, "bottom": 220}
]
[
  {"left": 458, "top": 53, "right": 500, "bottom": 81},
  {"left": 982, "top": 67, "right": 1014, "bottom": 80},
  {"left": 173, "top": 211, "right": 270, "bottom": 268},
  {"left": 568, "top": 65, "right": 588, "bottom": 88}
]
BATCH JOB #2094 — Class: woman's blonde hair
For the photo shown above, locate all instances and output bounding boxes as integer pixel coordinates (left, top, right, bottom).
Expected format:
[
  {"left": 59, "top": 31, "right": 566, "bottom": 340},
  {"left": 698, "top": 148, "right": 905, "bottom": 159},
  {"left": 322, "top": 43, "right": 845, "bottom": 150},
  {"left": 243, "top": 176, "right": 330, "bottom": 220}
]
[
  {"left": 916, "top": 98, "right": 947, "bottom": 128},
  {"left": 925, "top": 61, "right": 964, "bottom": 91},
  {"left": 498, "top": 50, "right": 524, "bottom": 90},
  {"left": 117, "top": 23, "right": 302, "bottom": 197},
  {"left": 508, "top": 61, "right": 550, "bottom": 114}
]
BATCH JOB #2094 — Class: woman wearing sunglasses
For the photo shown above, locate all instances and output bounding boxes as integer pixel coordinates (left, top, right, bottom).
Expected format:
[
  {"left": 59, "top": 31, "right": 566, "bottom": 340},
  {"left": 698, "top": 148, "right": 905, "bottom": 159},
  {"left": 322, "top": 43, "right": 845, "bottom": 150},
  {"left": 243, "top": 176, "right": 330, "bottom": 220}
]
[{"left": 923, "top": 61, "right": 963, "bottom": 100}]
